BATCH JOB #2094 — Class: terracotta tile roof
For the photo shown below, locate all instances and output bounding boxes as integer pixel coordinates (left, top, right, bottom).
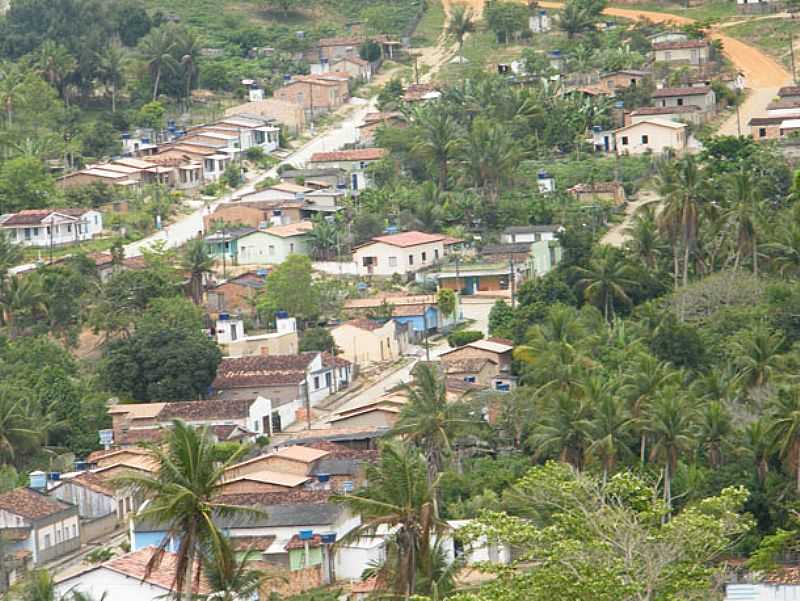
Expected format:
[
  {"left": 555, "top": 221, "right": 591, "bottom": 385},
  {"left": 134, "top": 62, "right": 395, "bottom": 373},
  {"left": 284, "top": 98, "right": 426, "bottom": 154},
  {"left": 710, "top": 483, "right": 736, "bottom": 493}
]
[
  {"left": 329, "top": 405, "right": 400, "bottom": 422},
  {"left": 335, "top": 56, "right": 370, "bottom": 66},
  {"left": 749, "top": 115, "right": 793, "bottom": 126},
  {"left": 486, "top": 336, "right": 514, "bottom": 346},
  {"left": 223, "top": 470, "right": 310, "bottom": 488},
  {"left": 264, "top": 221, "right": 314, "bottom": 238},
  {"left": 445, "top": 377, "right": 485, "bottom": 393},
  {"left": 285, "top": 533, "right": 323, "bottom": 550},
  {"left": 652, "top": 86, "right": 712, "bottom": 98},
  {"left": 392, "top": 304, "right": 428, "bottom": 317},
  {"left": 779, "top": 86, "right": 800, "bottom": 97},
  {"left": 317, "top": 36, "right": 363, "bottom": 47},
  {"left": 768, "top": 98, "right": 800, "bottom": 110},
  {"left": 321, "top": 351, "right": 351, "bottom": 368},
  {"left": 0, "top": 488, "right": 73, "bottom": 520},
  {"left": 362, "top": 111, "right": 405, "bottom": 124},
  {"left": 653, "top": 39, "right": 708, "bottom": 50},
  {"left": 217, "top": 489, "right": 333, "bottom": 506},
  {"left": 230, "top": 535, "right": 276, "bottom": 552},
  {"left": 63, "top": 471, "right": 116, "bottom": 496},
  {"left": 116, "top": 428, "right": 167, "bottom": 445},
  {"left": 87, "top": 251, "right": 115, "bottom": 266},
  {"left": 766, "top": 566, "right": 800, "bottom": 584},
  {"left": 369, "top": 230, "right": 446, "bottom": 248},
  {"left": 344, "top": 294, "right": 437, "bottom": 310},
  {"left": 340, "top": 318, "right": 384, "bottom": 332},
  {"left": 212, "top": 424, "right": 252, "bottom": 441},
  {"left": 442, "top": 357, "right": 498, "bottom": 373},
  {"left": 213, "top": 354, "right": 316, "bottom": 389},
  {"left": 102, "top": 547, "right": 211, "bottom": 594},
  {"left": 159, "top": 398, "right": 254, "bottom": 421},
  {"left": 303, "top": 441, "right": 380, "bottom": 461},
  {"left": 632, "top": 105, "right": 700, "bottom": 115},
  {"left": 86, "top": 446, "right": 152, "bottom": 464},
  {"left": 403, "top": 83, "right": 440, "bottom": 101},
  {"left": 1, "top": 528, "right": 31, "bottom": 542},
  {"left": 309, "top": 148, "right": 387, "bottom": 162}
]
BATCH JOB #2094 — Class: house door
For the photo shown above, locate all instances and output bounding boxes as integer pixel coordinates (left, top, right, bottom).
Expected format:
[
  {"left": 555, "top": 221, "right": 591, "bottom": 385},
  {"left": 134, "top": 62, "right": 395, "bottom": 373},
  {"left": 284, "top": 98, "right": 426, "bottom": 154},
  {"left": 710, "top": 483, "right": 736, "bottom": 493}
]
[
  {"left": 351, "top": 173, "right": 359, "bottom": 190},
  {"left": 271, "top": 412, "right": 282, "bottom": 434},
  {"left": 603, "top": 135, "right": 610, "bottom": 152}
]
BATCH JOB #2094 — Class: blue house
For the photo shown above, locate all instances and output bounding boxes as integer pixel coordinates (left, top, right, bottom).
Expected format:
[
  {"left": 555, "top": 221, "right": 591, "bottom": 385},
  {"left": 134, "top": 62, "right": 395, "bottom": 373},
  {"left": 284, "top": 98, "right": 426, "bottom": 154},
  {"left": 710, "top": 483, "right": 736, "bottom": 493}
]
[
  {"left": 204, "top": 227, "right": 257, "bottom": 263},
  {"left": 392, "top": 304, "right": 440, "bottom": 336}
]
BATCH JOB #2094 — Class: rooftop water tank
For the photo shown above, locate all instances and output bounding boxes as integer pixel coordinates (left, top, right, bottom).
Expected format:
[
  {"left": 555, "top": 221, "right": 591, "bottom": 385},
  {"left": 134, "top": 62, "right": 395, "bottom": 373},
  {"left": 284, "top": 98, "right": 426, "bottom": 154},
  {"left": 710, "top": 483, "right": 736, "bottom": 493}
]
[
  {"left": 321, "top": 533, "right": 337, "bottom": 544},
  {"left": 276, "top": 310, "right": 289, "bottom": 319},
  {"left": 298, "top": 530, "right": 313, "bottom": 541},
  {"left": 29, "top": 471, "right": 47, "bottom": 491}
]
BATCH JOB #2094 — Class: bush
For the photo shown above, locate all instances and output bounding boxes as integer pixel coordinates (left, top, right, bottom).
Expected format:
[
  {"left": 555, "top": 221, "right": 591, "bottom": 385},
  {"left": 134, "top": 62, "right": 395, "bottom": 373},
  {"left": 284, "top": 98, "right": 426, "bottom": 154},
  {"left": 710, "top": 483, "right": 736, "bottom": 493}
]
[{"left": 447, "top": 330, "right": 484, "bottom": 348}]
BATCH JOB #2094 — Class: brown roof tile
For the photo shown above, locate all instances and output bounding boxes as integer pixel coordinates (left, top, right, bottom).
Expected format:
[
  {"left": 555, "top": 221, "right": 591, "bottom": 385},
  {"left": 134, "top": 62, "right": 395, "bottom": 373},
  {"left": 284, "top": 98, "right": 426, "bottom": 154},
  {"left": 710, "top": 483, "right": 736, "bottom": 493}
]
[
  {"left": 309, "top": 148, "right": 387, "bottom": 162},
  {"left": 779, "top": 86, "right": 800, "bottom": 97},
  {"left": 652, "top": 86, "right": 712, "bottom": 98},
  {"left": 632, "top": 105, "right": 700, "bottom": 115},
  {"left": 63, "top": 471, "right": 116, "bottom": 497},
  {"left": 159, "top": 399, "right": 254, "bottom": 421},
  {"left": 442, "top": 357, "right": 498, "bottom": 373},
  {"left": 0, "top": 488, "right": 73, "bottom": 520},
  {"left": 230, "top": 535, "right": 276, "bottom": 552},
  {"left": 218, "top": 489, "right": 333, "bottom": 506},
  {"left": 102, "top": 547, "right": 211, "bottom": 594},
  {"left": 213, "top": 354, "right": 315, "bottom": 389},
  {"left": 369, "top": 230, "right": 446, "bottom": 247}
]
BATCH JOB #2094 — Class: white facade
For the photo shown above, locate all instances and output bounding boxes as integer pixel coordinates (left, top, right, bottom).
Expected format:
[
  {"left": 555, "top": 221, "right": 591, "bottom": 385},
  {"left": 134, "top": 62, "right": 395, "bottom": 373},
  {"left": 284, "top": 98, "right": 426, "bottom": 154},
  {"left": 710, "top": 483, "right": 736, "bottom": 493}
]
[
  {"left": 501, "top": 226, "right": 562, "bottom": 244},
  {"left": 529, "top": 11, "right": 551, "bottom": 33},
  {"left": 615, "top": 119, "right": 688, "bottom": 156},
  {"left": 202, "top": 154, "right": 232, "bottom": 181},
  {"left": 725, "top": 584, "right": 800, "bottom": 601},
  {"left": 56, "top": 567, "right": 173, "bottom": 601},
  {"left": 655, "top": 88, "right": 716, "bottom": 111},
  {"left": 353, "top": 240, "right": 446, "bottom": 277},
  {"left": 1, "top": 210, "right": 103, "bottom": 248}
]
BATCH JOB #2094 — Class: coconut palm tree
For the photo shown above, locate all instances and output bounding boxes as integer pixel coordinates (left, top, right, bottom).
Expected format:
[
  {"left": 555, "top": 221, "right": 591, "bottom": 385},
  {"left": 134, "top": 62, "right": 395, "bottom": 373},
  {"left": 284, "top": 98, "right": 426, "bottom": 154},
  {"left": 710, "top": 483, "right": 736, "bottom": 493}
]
[
  {"left": 181, "top": 239, "right": 214, "bottom": 305},
  {"left": 201, "top": 537, "right": 268, "bottom": 601},
  {"left": 0, "top": 62, "right": 26, "bottom": 126},
  {"left": 770, "top": 388, "right": 800, "bottom": 493},
  {"left": 697, "top": 401, "right": 732, "bottom": 469},
  {"left": 96, "top": 41, "right": 127, "bottom": 113},
  {"left": 762, "top": 207, "right": 800, "bottom": 277},
  {"left": 460, "top": 118, "right": 521, "bottom": 203},
  {"left": 392, "top": 363, "right": 474, "bottom": 491},
  {"left": 0, "top": 232, "right": 22, "bottom": 282},
  {"left": 114, "top": 420, "right": 255, "bottom": 601},
  {"left": 333, "top": 444, "right": 450, "bottom": 599},
  {"left": 573, "top": 247, "right": 638, "bottom": 320},
  {"left": 412, "top": 105, "right": 461, "bottom": 191},
  {"left": 0, "top": 274, "right": 48, "bottom": 339},
  {"left": 625, "top": 205, "right": 667, "bottom": 269},
  {"left": 175, "top": 27, "right": 201, "bottom": 108},
  {"left": 558, "top": 2, "right": 596, "bottom": 38},
  {"left": 12, "top": 569, "right": 105, "bottom": 601},
  {"left": 730, "top": 323, "right": 786, "bottom": 390},
  {"left": 645, "top": 390, "right": 697, "bottom": 511},
  {"left": 742, "top": 418, "right": 773, "bottom": 484},
  {"left": 529, "top": 390, "right": 594, "bottom": 470},
  {"left": 446, "top": 4, "right": 475, "bottom": 66},
  {"left": 0, "top": 389, "right": 40, "bottom": 463},
  {"left": 586, "top": 384, "right": 632, "bottom": 484},
  {"left": 138, "top": 25, "right": 179, "bottom": 101},
  {"left": 308, "top": 215, "right": 339, "bottom": 260},
  {"left": 724, "top": 169, "right": 762, "bottom": 275},
  {"left": 35, "top": 41, "right": 77, "bottom": 101}
]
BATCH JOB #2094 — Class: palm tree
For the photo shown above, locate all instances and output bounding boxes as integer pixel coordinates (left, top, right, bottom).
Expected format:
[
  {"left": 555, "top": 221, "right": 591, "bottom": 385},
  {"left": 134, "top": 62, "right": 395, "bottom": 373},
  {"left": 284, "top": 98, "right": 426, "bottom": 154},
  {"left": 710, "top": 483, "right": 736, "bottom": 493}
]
[
  {"left": 625, "top": 205, "right": 667, "bottom": 269},
  {"left": 35, "top": 41, "right": 77, "bottom": 101},
  {"left": 460, "top": 118, "right": 521, "bottom": 204},
  {"left": 412, "top": 106, "right": 461, "bottom": 191},
  {"left": 724, "top": 169, "right": 762, "bottom": 275},
  {"left": 558, "top": 2, "right": 596, "bottom": 38},
  {"left": 308, "top": 216, "right": 338, "bottom": 260},
  {"left": 0, "top": 62, "right": 26, "bottom": 126},
  {"left": 0, "top": 390, "right": 40, "bottom": 463},
  {"left": 0, "top": 232, "right": 22, "bottom": 281},
  {"left": 730, "top": 323, "right": 786, "bottom": 390},
  {"left": 742, "top": 418, "right": 773, "bottom": 484},
  {"left": 587, "top": 385, "right": 632, "bottom": 484},
  {"left": 0, "top": 275, "right": 48, "bottom": 339},
  {"left": 333, "top": 444, "right": 450, "bottom": 599},
  {"left": 393, "top": 363, "right": 473, "bottom": 491},
  {"left": 698, "top": 401, "right": 732, "bottom": 469},
  {"left": 138, "top": 25, "right": 179, "bottom": 101},
  {"left": 529, "top": 390, "right": 593, "bottom": 470},
  {"left": 175, "top": 27, "right": 201, "bottom": 107},
  {"left": 181, "top": 239, "right": 213, "bottom": 305},
  {"left": 96, "top": 41, "right": 127, "bottom": 113},
  {"left": 446, "top": 4, "right": 475, "bottom": 66},
  {"left": 12, "top": 569, "right": 105, "bottom": 601},
  {"left": 645, "top": 390, "right": 697, "bottom": 511},
  {"left": 763, "top": 210, "right": 800, "bottom": 277},
  {"left": 573, "top": 247, "right": 638, "bottom": 320},
  {"left": 770, "top": 388, "right": 800, "bottom": 492},
  {"left": 201, "top": 537, "right": 268, "bottom": 601},
  {"left": 114, "top": 421, "right": 254, "bottom": 601}
]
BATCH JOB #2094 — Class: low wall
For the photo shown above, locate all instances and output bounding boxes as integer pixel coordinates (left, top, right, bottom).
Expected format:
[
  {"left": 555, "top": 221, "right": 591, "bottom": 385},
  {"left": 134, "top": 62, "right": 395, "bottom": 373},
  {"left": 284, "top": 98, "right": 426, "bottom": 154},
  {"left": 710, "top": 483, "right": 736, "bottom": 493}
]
[
  {"left": 312, "top": 261, "right": 358, "bottom": 276},
  {"left": 80, "top": 513, "right": 120, "bottom": 544}
]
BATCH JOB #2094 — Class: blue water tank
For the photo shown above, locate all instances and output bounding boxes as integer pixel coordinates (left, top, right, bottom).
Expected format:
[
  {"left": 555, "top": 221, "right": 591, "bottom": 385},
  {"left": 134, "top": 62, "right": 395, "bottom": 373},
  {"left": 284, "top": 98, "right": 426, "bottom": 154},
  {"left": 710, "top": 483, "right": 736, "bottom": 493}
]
[
  {"left": 592, "top": 125, "right": 603, "bottom": 133},
  {"left": 321, "top": 533, "right": 337, "bottom": 544},
  {"left": 538, "top": 170, "right": 552, "bottom": 179},
  {"left": 276, "top": 310, "right": 289, "bottom": 319},
  {"left": 219, "top": 313, "right": 230, "bottom": 321},
  {"left": 317, "top": 473, "right": 330, "bottom": 483},
  {"left": 256, "top": 269, "right": 268, "bottom": 277},
  {"left": 74, "top": 461, "right": 89, "bottom": 471},
  {"left": 298, "top": 530, "right": 313, "bottom": 541},
  {"left": 615, "top": 100, "right": 625, "bottom": 109},
  {"left": 48, "top": 472, "right": 61, "bottom": 481},
  {"left": 121, "top": 132, "right": 131, "bottom": 140},
  {"left": 384, "top": 225, "right": 399, "bottom": 234},
  {"left": 142, "top": 137, "right": 150, "bottom": 144}
]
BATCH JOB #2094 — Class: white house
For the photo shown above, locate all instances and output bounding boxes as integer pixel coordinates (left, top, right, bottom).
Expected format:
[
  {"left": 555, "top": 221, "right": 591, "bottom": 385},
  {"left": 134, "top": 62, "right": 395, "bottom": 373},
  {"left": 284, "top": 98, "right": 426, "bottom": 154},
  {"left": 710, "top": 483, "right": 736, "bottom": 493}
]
[
  {"left": 307, "top": 148, "right": 387, "bottom": 193},
  {"left": 352, "top": 230, "right": 451, "bottom": 277},
  {"left": 652, "top": 39, "right": 710, "bottom": 65},
  {"left": 0, "top": 208, "right": 103, "bottom": 247},
  {"left": 529, "top": 9, "right": 552, "bottom": 33},
  {"left": 501, "top": 224, "right": 563, "bottom": 244},
  {"left": 55, "top": 547, "right": 211, "bottom": 601},
  {"left": 0, "top": 484, "right": 81, "bottom": 565},
  {"left": 615, "top": 119, "right": 688, "bottom": 156},
  {"left": 725, "top": 582, "right": 800, "bottom": 601}
]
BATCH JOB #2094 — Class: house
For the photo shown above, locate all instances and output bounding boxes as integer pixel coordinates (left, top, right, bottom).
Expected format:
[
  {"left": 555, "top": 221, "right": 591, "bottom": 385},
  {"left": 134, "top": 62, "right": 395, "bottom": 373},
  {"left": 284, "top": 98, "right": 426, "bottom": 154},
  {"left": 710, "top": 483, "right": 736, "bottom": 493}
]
[
  {"left": 438, "top": 337, "right": 516, "bottom": 391},
  {"left": 218, "top": 469, "right": 311, "bottom": 495},
  {"left": 357, "top": 112, "right": 406, "bottom": 145},
  {"left": 599, "top": 70, "right": 649, "bottom": 95},
  {"left": 591, "top": 127, "right": 617, "bottom": 153},
  {"left": 206, "top": 271, "right": 267, "bottom": 315},
  {"left": 480, "top": 242, "right": 537, "bottom": 265},
  {"left": 214, "top": 314, "right": 300, "bottom": 358},
  {"left": 212, "top": 353, "right": 351, "bottom": 432},
  {"left": 55, "top": 547, "right": 211, "bottom": 601},
  {"left": 652, "top": 86, "right": 716, "bottom": 116},
  {"left": 567, "top": 182, "right": 627, "bottom": 207},
  {"left": 204, "top": 227, "right": 258, "bottom": 264},
  {"left": 737, "top": 0, "right": 778, "bottom": 12},
  {"left": 327, "top": 400, "right": 403, "bottom": 430},
  {"left": 402, "top": 83, "right": 442, "bottom": 103},
  {"left": 204, "top": 198, "right": 304, "bottom": 231},
  {"left": 343, "top": 294, "right": 458, "bottom": 335},
  {"left": 302, "top": 188, "right": 345, "bottom": 218},
  {"left": 308, "top": 148, "right": 387, "bottom": 193},
  {"left": 432, "top": 263, "right": 519, "bottom": 296},
  {"left": 352, "top": 230, "right": 450, "bottom": 277},
  {"left": 652, "top": 39, "right": 709, "bottom": 65},
  {"left": 0, "top": 209, "right": 103, "bottom": 248},
  {"left": 0, "top": 485, "right": 80, "bottom": 565},
  {"left": 225, "top": 445, "right": 330, "bottom": 480},
  {"left": 55, "top": 168, "right": 142, "bottom": 191},
  {"left": 333, "top": 57, "right": 372, "bottom": 81},
  {"left": 649, "top": 31, "right": 689, "bottom": 45},
  {"left": 279, "top": 168, "right": 347, "bottom": 190},
  {"left": 253, "top": 221, "right": 314, "bottom": 264},
  {"left": 301, "top": 441, "right": 378, "bottom": 491},
  {"left": 48, "top": 471, "right": 137, "bottom": 543},
  {"left": 748, "top": 114, "right": 800, "bottom": 140},
  {"left": 528, "top": 239, "right": 563, "bottom": 277},
  {"left": 630, "top": 105, "right": 704, "bottom": 125},
  {"left": 306, "top": 36, "right": 364, "bottom": 64},
  {"left": 107, "top": 397, "right": 272, "bottom": 445},
  {"left": 442, "top": 357, "right": 500, "bottom": 388},
  {"left": 501, "top": 224, "right": 563, "bottom": 244},
  {"left": 225, "top": 101, "right": 307, "bottom": 134},
  {"left": 529, "top": 9, "right": 552, "bottom": 33},
  {"left": 767, "top": 98, "right": 800, "bottom": 114},
  {"left": 274, "top": 77, "right": 348, "bottom": 118},
  {"left": 615, "top": 119, "right": 688, "bottom": 155},
  {"left": 330, "top": 319, "right": 409, "bottom": 365},
  {"left": 151, "top": 144, "right": 232, "bottom": 182},
  {"left": 211, "top": 116, "right": 281, "bottom": 153}
]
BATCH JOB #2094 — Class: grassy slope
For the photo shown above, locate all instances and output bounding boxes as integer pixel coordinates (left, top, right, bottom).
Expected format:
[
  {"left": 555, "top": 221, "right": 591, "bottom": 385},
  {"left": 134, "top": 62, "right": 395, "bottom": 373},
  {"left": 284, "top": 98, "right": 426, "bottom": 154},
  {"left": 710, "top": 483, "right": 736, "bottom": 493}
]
[
  {"left": 724, "top": 17, "right": 800, "bottom": 71},
  {"left": 413, "top": 0, "right": 446, "bottom": 47}
]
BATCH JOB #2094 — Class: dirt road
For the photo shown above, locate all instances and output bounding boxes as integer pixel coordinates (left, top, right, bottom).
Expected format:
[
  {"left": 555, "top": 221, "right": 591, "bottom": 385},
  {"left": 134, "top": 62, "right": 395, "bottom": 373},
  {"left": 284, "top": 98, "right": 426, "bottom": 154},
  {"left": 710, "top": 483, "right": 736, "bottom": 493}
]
[{"left": 600, "top": 190, "right": 660, "bottom": 247}]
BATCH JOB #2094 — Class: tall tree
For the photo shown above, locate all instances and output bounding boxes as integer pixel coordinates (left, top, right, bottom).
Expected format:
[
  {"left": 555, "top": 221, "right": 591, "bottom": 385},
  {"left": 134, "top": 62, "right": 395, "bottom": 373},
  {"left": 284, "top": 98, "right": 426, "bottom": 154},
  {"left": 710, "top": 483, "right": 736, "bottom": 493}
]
[
  {"left": 35, "top": 41, "right": 77, "bottom": 102},
  {"left": 573, "top": 247, "right": 638, "bottom": 320},
  {"left": 138, "top": 25, "right": 179, "bottom": 101},
  {"left": 530, "top": 390, "right": 593, "bottom": 470},
  {"left": 115, "top": 421, "right": 253, "bottom": 601},
  {"left": 0, "top": 274, "right": 48, "bottom": 339},
  {"left": 96, "top": 41, "right": 127, "bottom": 113},
  {"left": 724, "top": 169, "right": 762, "bottom": 275},
  {"left": 333, "top": 444, "right": 450, "bottom": 599},
  {"left": 446, "top": 4, "right": 475, "bottom": 65},
  {"left": 181, "top": 239, "right": 213, "bottom": 306},
  {"left": 769, "top": 388, "right": 800, "bottom": 493},
  {"left": 412, "top": 105, "right": 461, "bottom": 191}
]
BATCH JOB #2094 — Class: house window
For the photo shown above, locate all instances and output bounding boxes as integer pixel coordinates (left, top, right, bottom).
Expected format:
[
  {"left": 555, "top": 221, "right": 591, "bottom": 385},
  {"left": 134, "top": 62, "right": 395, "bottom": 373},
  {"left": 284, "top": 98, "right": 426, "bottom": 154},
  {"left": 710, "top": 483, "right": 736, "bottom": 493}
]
[
  {"left": 421, "top": 251, "right": 427, "bottom": 262},
  {"left": 66, "top": 224, "right": 72, "bottom": 233},
  {"left": 464, "top": 376, "right": 476, "bottom": 383},
  {"left": 759, "top": 127, "right": 767, "bottom": 138},
  {"left": 621, "top": 136, "right": 629, "bottom": 145},
  {"left": 314, "top": 376, "right": 320, "bottom": 389},
  {"left": 289, "top": 243, "right": 295, "bottom": 253},
  {"left": 388, "top": 256, "right": 397, "bottom": 267},
  {"left": 44, "top": 534, "right": 51, "bottom": 548},
  {"left": 24, "top": 228, "right": 30, "bottom": 240},
  {"left": 72, "top": 524, "right": 77, "bottom": 538},
  {"left": 677, "top": 98, "right": 684, "bottom": 106},
  {"left": 434, "top": 249, "right": 439, "bottom": 260},
  {"left": 254, "top": 420, "right": 259, "bottom": 431},
  {"left": 94, "top": 215, "right": 98, "bottom": 225},
  {"left": 641, "top": 135, "right": 649, "bottom": 144},
  {"left": 325, "top": 372, "right": 332, "bottom": 387},
  {"left": 408, "top": 254, "right": 414, "bottom": 266},
  {"left": 269, "top": 245, "right": 275, "bottom": 255},
  {"left": 33, "top": 227, "right": 40, "bottom": 237}
]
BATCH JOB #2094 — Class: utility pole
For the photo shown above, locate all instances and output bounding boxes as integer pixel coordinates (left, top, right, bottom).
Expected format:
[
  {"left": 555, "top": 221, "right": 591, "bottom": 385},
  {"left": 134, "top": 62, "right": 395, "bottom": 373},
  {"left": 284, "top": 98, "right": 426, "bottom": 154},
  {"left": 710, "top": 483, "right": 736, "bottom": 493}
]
[
  {"left": 792, "top": 32, "right": 798, "bottom": 85},
  {"left": 303, "top": 379, "right": 311, "bottom": 430},
  {"left": 509, "top": 256, "right": 516, "bottom": 308},
  {"left": 422, "top": 307, "right": 431, "bottom": 361},
  {"left": 221, "top": 223, "right": 227, "bottom": 280},
  {"left": 455, "top": 255, "right": 461, "bottom": 293}
]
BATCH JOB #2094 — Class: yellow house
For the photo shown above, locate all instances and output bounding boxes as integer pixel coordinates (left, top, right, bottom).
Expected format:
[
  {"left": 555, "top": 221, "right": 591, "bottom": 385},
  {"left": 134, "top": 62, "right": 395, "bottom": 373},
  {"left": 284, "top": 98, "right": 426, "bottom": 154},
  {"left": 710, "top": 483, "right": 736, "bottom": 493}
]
[
  {"left": 614, "top": 119, "right": 688, "bottom": 156},
  {"left": 330, "top": 319, "right": 409, "bottom": 365}
]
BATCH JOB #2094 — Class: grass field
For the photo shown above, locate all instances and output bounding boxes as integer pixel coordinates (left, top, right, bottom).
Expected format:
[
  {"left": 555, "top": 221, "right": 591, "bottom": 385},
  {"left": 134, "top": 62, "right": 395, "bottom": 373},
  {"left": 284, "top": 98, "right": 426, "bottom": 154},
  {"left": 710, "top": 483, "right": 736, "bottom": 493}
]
[{"left": 412, "top": 0, "right": 446, "bottom": 47}]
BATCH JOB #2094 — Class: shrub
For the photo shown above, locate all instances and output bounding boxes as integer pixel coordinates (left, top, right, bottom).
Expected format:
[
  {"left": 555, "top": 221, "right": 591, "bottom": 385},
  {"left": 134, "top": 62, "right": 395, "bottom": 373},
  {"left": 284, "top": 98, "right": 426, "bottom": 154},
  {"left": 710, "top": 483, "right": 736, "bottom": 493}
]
[{"left": 447, "top": 330, "right": 484, "bottom": 348}]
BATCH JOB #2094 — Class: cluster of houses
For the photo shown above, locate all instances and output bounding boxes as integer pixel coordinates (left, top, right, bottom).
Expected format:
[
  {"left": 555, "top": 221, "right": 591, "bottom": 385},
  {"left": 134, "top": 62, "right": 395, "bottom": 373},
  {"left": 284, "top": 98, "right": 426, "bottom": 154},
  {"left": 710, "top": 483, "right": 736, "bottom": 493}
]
[{"left": 748, "top": 85, "right": 800, "bottom": 144}]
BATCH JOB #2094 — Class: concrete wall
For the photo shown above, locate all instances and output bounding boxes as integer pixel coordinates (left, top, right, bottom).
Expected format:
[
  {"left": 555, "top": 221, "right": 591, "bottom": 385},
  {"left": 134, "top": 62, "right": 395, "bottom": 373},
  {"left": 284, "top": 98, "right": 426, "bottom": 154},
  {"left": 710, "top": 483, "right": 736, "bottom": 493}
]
[
  {"left": 353, "top": 240, "right": 445, "bottom": 276},
  {"left": 56, "top": 567, "right": 168, "bottom": 601},
  {"left": 331, "top": 321, "right": 404, "bottom": 365},
  {"left": 50, "top": 483, "right": 115, "bottom": 519},
  {"left": 80, "top": 513, "right": 121, "bottom": 544}
]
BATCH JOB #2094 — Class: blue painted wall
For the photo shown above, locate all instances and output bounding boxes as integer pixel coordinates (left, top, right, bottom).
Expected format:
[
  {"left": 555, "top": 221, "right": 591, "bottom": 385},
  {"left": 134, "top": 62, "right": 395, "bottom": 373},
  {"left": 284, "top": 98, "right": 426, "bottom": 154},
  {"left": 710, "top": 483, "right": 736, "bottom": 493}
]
[
  {"left": 393, "top": 306, "right": 439, "bottom": 333},
  {"left": 133, "top": 530, "right": 179, "bottom": 552}
]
